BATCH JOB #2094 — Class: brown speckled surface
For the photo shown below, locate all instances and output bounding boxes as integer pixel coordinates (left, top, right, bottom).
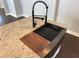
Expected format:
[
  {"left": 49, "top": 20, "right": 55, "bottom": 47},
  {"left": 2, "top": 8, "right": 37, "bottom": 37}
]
[{"left": 0, "top": 17, "right": 66, "bottom": 58}]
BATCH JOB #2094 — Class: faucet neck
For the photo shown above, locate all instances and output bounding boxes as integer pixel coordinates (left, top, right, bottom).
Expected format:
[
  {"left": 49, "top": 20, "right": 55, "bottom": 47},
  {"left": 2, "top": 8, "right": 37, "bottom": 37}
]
[{"left": 32, "top": 1, "right": 48, "bottom": 27}]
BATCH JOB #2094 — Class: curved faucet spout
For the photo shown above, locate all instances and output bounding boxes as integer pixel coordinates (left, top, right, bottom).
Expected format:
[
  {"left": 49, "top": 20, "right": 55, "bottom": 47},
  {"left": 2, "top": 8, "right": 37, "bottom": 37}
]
[{"left": 32, "top": 1, "right": 48, "bottom": 27}]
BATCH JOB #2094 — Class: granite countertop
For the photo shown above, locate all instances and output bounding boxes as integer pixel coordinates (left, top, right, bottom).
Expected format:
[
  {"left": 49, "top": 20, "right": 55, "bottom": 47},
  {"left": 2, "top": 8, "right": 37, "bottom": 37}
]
[{"left": 0, "top": 17, "right": 66, "bottom": 58}]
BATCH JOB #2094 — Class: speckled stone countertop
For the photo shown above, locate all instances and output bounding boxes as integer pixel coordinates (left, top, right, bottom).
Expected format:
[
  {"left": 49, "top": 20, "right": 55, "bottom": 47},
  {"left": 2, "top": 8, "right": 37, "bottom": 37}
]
[{"left": 0, "top": 17, "right": 66, "bottom": 58}]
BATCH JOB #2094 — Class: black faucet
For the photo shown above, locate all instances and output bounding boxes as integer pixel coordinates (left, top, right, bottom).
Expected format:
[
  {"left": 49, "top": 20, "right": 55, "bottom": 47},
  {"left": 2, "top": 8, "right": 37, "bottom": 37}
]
[{"left": 32, "top": 1, "right": 48, "bottom": 27}]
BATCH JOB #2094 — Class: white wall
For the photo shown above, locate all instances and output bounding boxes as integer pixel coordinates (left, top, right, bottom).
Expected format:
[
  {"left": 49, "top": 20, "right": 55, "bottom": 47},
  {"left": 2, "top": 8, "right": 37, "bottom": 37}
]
[
  {"left": 20, "top": 0, "right": 33, "bottom": 17},
  {"left": 57, "top": 0, "right": 79, "bottom": 33},
  {"left": 21, "top": 0, "right": 55, "bottom": 20},
  {"left": 7, "top": 0, "right": 16, "bottom": 15},
  {"left": 3, "top": 0, "right": 23, "bottom": 17},
  {"left": 3, "top": 0, "right": 56, "bottom": 19},
  {"left": 5, "top": 0, "right": 16, "bottom": 16},
  {"left": 0, "top": 0, "right": 4, "bottom": 8},
  {"left": 13, "top": 0, "right": 23, "bottom": 16}
]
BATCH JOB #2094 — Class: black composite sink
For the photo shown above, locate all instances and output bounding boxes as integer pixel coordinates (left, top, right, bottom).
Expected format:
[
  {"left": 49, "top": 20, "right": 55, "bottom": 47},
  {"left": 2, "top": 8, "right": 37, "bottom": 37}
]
[{"left": 34, "top": 23, "right": 64, "bottom": 41}]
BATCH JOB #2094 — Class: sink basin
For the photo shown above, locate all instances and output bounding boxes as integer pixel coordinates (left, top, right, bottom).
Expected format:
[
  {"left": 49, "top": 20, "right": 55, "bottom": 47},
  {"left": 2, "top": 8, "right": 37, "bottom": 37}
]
[
  {"left": 20, "top": 23, "right": 66, "bottom": 57},
  {"left": 34, "top": 23, "right": 64, "bottom": 41}
]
